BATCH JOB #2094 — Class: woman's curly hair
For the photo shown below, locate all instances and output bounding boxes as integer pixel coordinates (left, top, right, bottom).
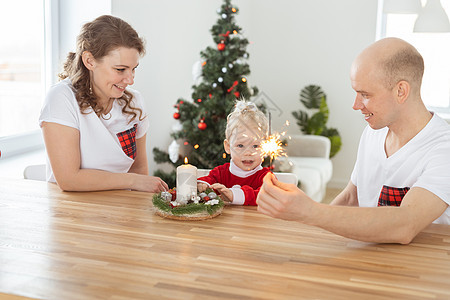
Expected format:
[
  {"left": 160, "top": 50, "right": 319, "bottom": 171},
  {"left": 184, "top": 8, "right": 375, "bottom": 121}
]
[{"left": 59, "top": 15, "right": 146, "bottom": 122}]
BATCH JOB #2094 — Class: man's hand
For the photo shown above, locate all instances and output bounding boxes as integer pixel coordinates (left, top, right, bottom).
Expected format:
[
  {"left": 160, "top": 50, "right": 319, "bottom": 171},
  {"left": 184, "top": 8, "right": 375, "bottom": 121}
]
[{"left": 257, "top": 172, "right": 315, "bottom": 222}]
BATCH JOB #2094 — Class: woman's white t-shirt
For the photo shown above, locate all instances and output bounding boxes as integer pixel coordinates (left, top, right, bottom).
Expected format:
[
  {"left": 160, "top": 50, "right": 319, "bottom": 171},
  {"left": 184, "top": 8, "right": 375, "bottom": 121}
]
[
  {"left": 351, "top": 113, "right": 450, "bottom": 224},
  {"left": 39, "top": 78, "right": 149, "bottom": 182}
]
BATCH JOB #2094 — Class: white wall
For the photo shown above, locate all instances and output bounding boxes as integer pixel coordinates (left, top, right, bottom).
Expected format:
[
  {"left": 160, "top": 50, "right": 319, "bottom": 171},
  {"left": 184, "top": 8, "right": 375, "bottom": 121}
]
[
  {"left": 112, "top": 0, "right": 378, "bottom": 188},
  {"left": 58, "top": 0, "right": 112, "bottom": 69}
]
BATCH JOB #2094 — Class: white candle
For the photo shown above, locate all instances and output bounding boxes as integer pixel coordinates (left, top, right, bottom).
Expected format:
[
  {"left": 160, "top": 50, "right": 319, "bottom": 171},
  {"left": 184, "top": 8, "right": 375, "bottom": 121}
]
[{"left": 176, "top": 157, "right": 197, "bottom": 204}]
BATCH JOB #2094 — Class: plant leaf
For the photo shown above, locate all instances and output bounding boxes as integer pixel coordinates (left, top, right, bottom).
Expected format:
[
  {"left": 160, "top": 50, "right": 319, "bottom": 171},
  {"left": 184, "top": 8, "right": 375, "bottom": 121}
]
[{"left": 300, "top": 85, "right": 326, "bottom": 109}]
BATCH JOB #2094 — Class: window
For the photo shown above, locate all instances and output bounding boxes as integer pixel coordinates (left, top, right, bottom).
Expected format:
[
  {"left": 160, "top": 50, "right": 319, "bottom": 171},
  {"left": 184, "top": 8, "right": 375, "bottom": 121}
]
[
  {"left": 378, "top": 1, "right": 450, "bottom": 115},
  {"left": 0, "top": 0, "right": 45, "bottom": 137},
  {"left": 0, "top": 0, "right": 57, "bottom": 158}
]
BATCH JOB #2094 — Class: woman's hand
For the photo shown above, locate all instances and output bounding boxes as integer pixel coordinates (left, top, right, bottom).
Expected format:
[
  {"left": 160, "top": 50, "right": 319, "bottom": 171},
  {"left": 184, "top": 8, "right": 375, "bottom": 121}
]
[{"left": 130, "top": 174, "right": 168, "bottom": 193}]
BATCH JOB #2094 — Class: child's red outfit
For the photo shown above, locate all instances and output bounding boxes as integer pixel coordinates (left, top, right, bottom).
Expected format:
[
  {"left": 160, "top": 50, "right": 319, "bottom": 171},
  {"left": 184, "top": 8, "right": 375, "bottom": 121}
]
[{"left": 197, "top": 161, "right": 271, "bottom": 206}]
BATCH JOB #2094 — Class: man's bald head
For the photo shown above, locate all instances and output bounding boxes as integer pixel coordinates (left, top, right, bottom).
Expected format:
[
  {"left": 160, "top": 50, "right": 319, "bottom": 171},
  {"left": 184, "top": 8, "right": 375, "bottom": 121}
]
[{"left": 353, "top": 38, "right": 424, "bottom": 94}]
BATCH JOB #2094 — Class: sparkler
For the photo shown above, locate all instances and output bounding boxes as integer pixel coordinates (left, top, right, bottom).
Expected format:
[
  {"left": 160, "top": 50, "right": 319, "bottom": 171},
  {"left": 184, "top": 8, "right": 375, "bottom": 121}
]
[{"left": 260, "top": 112, "right": 288, "bottom": 170}]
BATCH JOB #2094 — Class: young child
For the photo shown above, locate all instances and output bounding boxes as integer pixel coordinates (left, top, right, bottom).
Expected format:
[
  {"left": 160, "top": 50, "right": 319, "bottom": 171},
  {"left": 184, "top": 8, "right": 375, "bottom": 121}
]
[{"left": 197, "top": 100, "right": 270, "bottom": 205}]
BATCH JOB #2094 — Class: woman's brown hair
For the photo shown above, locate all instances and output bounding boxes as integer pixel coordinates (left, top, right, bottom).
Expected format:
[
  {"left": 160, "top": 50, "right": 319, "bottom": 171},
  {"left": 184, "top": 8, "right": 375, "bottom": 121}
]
[{"left": 59, "top": 15, "right": 146, "bottom": 122}]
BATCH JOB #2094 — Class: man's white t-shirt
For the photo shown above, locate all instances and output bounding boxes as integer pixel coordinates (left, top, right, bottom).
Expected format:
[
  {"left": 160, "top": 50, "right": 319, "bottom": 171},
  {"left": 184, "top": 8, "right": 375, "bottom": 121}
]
[
  {"left": 351, "top": 113, "right": 450, "bottom": 224},
  {"left": 39, "top": 78, "right": 149, "bottom": 182}
]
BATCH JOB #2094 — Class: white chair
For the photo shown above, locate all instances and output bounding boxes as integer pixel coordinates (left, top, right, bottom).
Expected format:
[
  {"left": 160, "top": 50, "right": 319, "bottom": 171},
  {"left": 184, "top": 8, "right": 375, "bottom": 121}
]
[
  {"left": 281, "top": 134, "right": 333, "bottom": 202},
  {"left": 23, "top": 164, "right": 46, "bottom": 181},
  {"left": 197, "top": 169, "right": 297, "bottom": 185}
]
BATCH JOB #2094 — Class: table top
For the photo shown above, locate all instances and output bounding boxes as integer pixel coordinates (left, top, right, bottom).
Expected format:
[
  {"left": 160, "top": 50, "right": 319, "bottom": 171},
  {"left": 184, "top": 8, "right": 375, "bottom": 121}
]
[{"left": 1, "top": 178, "right": 450, "bottom": 300}]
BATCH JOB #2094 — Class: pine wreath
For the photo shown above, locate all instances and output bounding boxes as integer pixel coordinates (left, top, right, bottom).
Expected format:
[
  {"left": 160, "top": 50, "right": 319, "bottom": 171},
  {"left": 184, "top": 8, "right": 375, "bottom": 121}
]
[{"left": 152, "top": 188, "right": 225, "bottom": 220}]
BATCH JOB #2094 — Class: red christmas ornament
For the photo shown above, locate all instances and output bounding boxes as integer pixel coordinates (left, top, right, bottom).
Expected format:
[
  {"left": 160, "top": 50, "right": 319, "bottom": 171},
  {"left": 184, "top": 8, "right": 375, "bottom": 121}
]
[
  {"left": 217, "top": 43, "right": 226, "bottom": 51},
  {"left": 234, "top": 91, "right": 240, "bottom": 98},
  {"left": 198, "top": 120, "right": 207, "bottom": 130},
  {"left": 173, "top": 112, "right": 180, "bottom": 119}
]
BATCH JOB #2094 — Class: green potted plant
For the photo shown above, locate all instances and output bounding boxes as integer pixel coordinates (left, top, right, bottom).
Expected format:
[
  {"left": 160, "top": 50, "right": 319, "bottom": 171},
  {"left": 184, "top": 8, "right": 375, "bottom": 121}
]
[{"left": 292, "top": 84, "right": 342, "bottom": 158}]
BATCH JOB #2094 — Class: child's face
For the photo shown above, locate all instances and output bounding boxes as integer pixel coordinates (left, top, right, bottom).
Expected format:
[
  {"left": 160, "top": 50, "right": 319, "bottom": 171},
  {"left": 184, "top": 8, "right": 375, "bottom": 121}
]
[{"left": 224, "top": 126, "right": 263, "bottom": 171}]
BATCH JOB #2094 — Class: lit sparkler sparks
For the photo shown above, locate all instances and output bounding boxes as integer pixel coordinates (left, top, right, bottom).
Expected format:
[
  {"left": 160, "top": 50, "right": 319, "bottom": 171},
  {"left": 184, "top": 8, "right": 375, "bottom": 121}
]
[
  {"left": 260, "top": 132, "right": 286, "bottom": 164},
  {"left": 260, "top": 113, "right": 289, "bottom": 170}
]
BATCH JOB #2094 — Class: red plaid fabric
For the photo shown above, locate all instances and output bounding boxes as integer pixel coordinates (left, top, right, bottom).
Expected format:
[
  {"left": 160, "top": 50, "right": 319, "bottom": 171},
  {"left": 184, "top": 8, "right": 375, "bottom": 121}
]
[
  {"left": 378, "top": 185, "right": 410, "bottom": 206},
  {"left": 117, "top": 124, "right": 137, "bottom": 159}
]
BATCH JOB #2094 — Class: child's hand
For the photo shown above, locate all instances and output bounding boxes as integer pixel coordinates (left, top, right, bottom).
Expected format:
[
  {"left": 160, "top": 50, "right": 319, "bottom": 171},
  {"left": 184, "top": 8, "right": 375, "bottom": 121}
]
[
  {"left": 211, "top": 183, "right": 233, "bottom": 204},
  {"left": 197, "top": 182, "right": 208, "bottom": 192}
]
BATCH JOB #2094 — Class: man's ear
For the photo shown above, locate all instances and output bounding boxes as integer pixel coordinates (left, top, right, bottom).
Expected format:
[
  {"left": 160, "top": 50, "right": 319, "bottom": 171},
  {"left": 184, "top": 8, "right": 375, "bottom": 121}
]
[
  {"left": 224, "top": 139, "right": 231, "bottom": 154},
  {"left": 396, "top": 80, "right": 410, "bottom": 104},
  {"left": 81, "top": 51, "right": 96, "bottom": 71}
]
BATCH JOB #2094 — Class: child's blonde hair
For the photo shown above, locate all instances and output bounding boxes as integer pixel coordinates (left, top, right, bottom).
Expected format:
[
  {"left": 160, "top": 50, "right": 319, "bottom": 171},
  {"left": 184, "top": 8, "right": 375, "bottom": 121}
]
[{"left": 226, "top": 100, "right": 269, "bottom": 140}]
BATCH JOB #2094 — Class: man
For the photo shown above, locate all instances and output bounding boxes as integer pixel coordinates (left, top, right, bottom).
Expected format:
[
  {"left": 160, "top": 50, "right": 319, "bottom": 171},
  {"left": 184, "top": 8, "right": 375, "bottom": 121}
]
[{"left": 257, "top": 38, "right": 450, "bottom": 244}]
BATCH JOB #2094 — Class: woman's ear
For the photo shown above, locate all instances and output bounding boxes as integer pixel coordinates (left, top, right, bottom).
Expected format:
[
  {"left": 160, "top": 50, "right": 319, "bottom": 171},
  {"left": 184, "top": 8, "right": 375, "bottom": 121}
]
[
  {"left": 224, "top": 139, "right": 231, "bottom": 154},
  {"left": 81, "top": 51, "right": 95, "bottom": 71},
  {"left": 396, "top": 80, "right": 410, "bottom": 104}
]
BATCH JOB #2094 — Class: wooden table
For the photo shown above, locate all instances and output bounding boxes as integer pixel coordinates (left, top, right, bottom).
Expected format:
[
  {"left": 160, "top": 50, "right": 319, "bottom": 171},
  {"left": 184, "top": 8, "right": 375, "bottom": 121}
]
[{"left": 1, "top": 178, "right": 450, "bottom": 300}]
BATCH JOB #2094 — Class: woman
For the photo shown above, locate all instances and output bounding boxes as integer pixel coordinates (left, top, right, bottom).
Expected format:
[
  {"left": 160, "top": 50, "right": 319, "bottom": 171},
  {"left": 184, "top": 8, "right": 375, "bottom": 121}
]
[{"left": 39, "top": 15, "right": 168, "bottom": 193}]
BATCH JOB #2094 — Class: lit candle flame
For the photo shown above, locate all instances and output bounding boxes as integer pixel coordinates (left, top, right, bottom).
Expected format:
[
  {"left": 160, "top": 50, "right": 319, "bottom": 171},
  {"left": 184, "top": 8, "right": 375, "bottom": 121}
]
[{"left": 184, "top": 157, "right": 188, "bottom": 164}]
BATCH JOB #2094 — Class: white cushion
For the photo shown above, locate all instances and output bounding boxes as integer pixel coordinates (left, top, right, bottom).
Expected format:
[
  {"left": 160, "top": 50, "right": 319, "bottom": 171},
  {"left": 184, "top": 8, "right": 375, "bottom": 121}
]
[
  {"left": 289, "top": 157, "right": 333, "bottom": 183},
  {"left": 293, "top": 166, "right": 322, "bottom": 197}
]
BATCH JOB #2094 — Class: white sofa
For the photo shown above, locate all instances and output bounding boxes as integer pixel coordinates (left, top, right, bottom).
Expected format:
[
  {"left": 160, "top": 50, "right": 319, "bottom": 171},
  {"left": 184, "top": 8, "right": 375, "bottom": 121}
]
[{"left": 276, "top": 135, "right": 333, "bottom": 202}]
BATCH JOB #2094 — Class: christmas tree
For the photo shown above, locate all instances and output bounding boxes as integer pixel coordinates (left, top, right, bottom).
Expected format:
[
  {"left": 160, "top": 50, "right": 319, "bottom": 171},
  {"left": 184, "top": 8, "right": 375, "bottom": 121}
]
[{"left": 153, "top": 0, "right": 259, "bottom": 187}]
